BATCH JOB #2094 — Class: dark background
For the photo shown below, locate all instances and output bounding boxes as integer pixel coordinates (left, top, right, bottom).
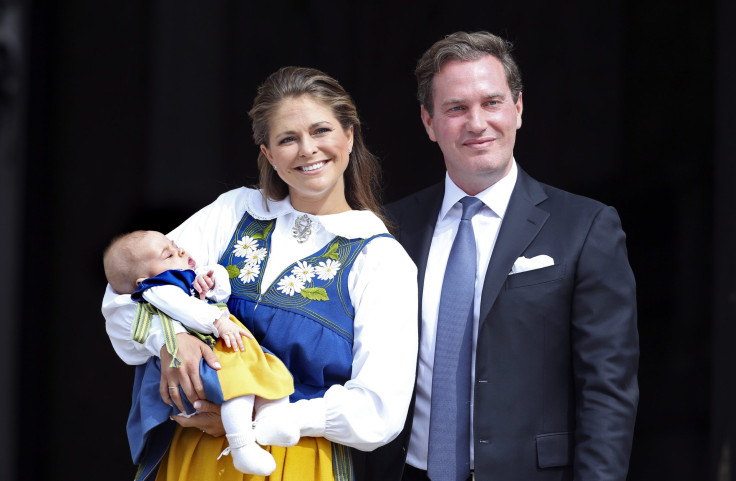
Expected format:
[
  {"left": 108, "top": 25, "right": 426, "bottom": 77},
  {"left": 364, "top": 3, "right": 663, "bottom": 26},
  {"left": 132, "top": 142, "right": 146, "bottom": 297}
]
[{"left": 1, "top": 1, "right": 734, "bottom": 480}]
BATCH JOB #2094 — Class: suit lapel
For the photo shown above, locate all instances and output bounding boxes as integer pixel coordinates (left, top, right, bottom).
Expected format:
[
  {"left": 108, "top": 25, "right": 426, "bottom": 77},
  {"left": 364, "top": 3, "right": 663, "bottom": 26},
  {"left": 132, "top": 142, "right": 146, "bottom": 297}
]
[{"left": 478, "top": 169, "right": 549, "bottom": 324}]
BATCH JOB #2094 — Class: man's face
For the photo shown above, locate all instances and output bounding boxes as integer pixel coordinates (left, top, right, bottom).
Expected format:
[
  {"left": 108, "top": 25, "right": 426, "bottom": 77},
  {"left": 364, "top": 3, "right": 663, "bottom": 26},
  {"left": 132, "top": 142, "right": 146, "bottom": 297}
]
[{"left": 421, "top": 55, "right": 523, "bottom": 195}]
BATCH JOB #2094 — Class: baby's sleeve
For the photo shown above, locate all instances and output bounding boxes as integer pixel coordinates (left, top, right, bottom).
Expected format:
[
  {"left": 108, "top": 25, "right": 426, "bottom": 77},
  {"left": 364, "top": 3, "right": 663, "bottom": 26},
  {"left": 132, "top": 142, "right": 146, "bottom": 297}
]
[
  {"left": 142, "top": 285, "right": 223, "bottom": 336},
  {"left": 200, "top": 264, "right": 231, "bottom": 303}
]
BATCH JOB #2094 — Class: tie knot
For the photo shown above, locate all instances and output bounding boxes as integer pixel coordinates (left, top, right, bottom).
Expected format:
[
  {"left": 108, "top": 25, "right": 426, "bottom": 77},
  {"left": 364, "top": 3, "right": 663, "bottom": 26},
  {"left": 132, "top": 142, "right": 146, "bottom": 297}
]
[{"left": 459, "top": 196, "right": 484, "bottom": 220}]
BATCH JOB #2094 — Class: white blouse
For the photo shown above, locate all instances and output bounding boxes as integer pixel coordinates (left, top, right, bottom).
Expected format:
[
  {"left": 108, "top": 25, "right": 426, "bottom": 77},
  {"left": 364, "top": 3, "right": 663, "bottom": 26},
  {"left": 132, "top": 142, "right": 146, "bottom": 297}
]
[{"left": 101, "top": 187, "right": 418, "bottom": 451}]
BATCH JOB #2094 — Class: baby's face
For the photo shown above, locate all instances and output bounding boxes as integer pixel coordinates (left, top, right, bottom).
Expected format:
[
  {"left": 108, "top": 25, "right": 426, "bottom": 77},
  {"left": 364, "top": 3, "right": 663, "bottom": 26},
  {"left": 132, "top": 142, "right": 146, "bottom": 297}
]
[{"left": 136, "top": 231, "right": 196, "bottom": 279}]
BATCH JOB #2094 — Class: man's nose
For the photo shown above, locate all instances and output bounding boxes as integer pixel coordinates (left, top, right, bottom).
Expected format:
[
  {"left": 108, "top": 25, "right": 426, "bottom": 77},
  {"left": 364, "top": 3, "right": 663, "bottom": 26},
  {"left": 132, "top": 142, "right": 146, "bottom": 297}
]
[{"left": 466, "top": 107, "right": 486, "bottom": 132}]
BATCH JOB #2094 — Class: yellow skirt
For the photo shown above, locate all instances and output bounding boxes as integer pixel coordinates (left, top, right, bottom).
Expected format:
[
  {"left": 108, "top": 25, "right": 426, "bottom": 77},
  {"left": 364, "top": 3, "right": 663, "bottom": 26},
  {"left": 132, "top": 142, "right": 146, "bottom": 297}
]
[
  {"left": 154, "top": 425, "right": 349, "bottom": 481},
  {"left": 150, "top": 317, "right": 353, "bottom": 480},
  {"left": 215, "top": 315, "right": 293, "bottom": 402}
]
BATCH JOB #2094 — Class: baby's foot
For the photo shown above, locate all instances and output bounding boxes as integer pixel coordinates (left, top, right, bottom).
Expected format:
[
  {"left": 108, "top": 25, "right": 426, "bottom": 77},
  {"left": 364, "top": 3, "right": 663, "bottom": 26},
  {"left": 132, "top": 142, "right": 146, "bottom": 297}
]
[
  {"left": 254, "top": 411, "right": 300, "bottom": 447},
  {"left": 219, "top": 431, "right": 276, "bottom": 475}
]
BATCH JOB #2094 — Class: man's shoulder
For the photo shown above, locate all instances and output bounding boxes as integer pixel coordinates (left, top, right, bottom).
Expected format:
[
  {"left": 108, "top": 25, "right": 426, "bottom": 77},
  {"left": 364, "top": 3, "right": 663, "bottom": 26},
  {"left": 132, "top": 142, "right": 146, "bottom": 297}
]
[
  {"left": 541, "top": 182, "right": 606, "bottom": 209},
  {"left": 521, "top": 170, "right": 608, "bottom": 215}
]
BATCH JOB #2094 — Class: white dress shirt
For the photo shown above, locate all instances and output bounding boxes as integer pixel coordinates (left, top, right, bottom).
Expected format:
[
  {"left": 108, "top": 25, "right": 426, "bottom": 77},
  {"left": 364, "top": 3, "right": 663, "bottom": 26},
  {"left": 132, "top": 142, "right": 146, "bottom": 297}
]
[
  {"left": 406, "top": 160, "right": 518, "bottom": 469},
  {"left": 102, "top": 187, "right": 418, "bottom": 451}
]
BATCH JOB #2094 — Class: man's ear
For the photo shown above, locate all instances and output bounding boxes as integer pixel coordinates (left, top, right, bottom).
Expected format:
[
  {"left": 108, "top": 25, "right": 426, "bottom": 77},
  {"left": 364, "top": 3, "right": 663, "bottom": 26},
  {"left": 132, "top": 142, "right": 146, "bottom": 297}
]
[
  {"left": 135, "top": 277, "right": 146, "bottom": 287},
  {"left": 420, "top": 105, "right": 437, "bottom": 142},
  {"left": 515, "top": 91, "right": 523, "bottom": 129}
]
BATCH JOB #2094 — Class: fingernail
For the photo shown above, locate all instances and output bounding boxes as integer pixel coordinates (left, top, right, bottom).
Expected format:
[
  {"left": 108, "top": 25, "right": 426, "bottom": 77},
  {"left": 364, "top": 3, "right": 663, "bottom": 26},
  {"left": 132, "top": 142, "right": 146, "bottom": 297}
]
[
  {"left": 193, "top": 401, "right": 201, "bottom": 409},
  {"left": 215, "top": 362, "right": 222, "bottom": 369}
]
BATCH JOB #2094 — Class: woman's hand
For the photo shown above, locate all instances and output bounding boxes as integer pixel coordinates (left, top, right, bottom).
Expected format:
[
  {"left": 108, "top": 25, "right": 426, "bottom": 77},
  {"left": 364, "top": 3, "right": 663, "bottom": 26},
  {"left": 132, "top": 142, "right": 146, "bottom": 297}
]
[
  {"left": 171, "top": 400, "right": 225, "bottom": 437},
  {"left": 160, "top": 333, "right": 221, "bottom": 413}
]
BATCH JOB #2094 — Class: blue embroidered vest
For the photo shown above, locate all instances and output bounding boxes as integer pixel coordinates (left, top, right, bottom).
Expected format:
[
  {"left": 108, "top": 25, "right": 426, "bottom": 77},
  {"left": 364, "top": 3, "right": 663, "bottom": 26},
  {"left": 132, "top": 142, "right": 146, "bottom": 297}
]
[{"left": 218, "top": 212, "right": 389, "bottom": 401}]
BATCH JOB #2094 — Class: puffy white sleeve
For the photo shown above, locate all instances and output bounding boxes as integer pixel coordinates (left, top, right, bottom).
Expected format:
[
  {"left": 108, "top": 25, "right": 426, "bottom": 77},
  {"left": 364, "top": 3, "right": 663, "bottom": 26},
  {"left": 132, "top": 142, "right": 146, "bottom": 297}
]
[
  {"left": 102, "top": 285, "right": 188, "bottom": 365},
  {"left": 141, "top": 285, "right": 224, "bottom": 336},
  {"left": 102, "top": 188, "right": 249, "bottom": 364},
  {"left": 294, "top": 236, "right": 419, "bottom": 451}
]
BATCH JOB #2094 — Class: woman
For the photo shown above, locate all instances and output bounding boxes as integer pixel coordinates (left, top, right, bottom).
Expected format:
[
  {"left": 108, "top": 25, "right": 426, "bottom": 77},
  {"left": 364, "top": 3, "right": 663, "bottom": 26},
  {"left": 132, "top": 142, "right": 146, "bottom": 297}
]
[{"left": 102, "top": 66, "right": 418, "bottom": 481}]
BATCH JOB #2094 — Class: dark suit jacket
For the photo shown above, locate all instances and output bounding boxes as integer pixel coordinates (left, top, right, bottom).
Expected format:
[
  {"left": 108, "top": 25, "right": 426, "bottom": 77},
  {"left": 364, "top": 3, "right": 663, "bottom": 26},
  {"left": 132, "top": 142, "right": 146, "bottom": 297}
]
[{"left": 356, "top": 167, "right": 639, "bottom": 481}]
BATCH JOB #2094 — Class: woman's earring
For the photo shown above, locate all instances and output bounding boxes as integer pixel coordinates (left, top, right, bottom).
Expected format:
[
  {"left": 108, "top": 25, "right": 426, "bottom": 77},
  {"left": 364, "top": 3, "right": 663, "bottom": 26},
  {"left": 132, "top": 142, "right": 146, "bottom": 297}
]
[
  {"left": 272, "top": 164, "right": 277, "bottom": 170},
  {"left": 348, "top": 147, "right": 352, "bottom": 154}
]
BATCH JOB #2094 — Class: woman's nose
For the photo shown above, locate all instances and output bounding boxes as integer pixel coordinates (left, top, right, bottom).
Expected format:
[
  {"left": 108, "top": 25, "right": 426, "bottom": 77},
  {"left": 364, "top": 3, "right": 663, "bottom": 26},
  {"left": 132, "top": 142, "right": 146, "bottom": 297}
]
[{"left": 299, "top": 137, "right": 318, "bottom": 157}]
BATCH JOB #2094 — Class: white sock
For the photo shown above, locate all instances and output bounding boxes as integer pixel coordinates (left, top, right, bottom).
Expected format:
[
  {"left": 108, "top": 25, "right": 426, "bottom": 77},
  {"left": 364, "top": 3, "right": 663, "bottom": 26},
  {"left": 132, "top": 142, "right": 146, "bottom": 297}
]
[
  {"left": 220, "top": 396, "right": 276, "bottom": 475},
  {"left": 253, "top": 397, "right": 301, "bottom": 447}
]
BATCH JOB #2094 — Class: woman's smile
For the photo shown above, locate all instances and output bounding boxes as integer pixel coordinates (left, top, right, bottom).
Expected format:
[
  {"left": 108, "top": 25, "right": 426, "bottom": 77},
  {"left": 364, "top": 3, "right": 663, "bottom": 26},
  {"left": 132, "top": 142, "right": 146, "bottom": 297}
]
[
  {"left": 298, "top": 160, "right": 328, "bottom": 172},
  {"left": 261, "top": 95, "right": 353, "bottom": 213}
]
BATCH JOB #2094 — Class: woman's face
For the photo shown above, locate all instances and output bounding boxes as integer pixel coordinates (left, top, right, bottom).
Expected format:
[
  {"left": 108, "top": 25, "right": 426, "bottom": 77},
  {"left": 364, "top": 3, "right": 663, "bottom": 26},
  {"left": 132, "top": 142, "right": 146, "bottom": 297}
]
[{"left": 261, "top": 95, "right": 354, "bottom": 214}]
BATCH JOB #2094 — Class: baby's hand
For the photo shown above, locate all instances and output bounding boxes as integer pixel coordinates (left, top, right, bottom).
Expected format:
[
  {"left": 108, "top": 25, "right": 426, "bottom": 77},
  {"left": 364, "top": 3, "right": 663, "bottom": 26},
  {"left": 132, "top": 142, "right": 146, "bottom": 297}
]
[
  {"left": 213, "top": 312, "right": 253, "bottom": 351},
  {"left": 193, "top": 270, "right": 216, "bottom": 300}
]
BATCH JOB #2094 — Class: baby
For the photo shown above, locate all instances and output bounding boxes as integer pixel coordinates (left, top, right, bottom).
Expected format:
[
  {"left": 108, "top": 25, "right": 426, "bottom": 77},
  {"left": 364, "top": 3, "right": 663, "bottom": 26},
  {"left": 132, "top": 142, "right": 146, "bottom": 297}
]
[{"left": 104, "top": 230, "right": 298, "bottom": 475}]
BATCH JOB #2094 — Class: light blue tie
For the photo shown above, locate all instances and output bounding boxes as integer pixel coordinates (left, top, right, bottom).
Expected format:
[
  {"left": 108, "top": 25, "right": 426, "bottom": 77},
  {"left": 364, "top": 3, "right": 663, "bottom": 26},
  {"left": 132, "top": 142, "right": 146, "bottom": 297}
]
[{"left": 427, "top": 196, "right": 484, "bottom": 481}]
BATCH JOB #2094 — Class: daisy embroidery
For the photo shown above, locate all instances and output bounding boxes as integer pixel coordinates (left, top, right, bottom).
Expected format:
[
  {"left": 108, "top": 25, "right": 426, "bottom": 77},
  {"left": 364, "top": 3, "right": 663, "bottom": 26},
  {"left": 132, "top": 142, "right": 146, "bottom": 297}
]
[
  {"left": 233, "top": 235, "right": 258, "bottom": 257},
  {"left": 246, "top": 247, "right": 268, "bottom": 265},
  {"left": 277, "top": 275, "right": 305, "bottom": 296},
  {"left": 292, "top": 261, "right": 316, "bottom": 282},
  {"left": 315, "top": 259, "right": 341, "bottom": 280},
  {"left": 238, "top": 263, "right": 260, "bottom": 283}
]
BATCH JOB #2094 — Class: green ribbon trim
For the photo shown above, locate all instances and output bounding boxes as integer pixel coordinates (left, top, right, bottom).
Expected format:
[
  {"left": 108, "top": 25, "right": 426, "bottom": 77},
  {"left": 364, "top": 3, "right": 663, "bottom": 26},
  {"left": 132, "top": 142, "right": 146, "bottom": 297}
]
[{"left": 133, "top": 301, "right": 222, "bottom": 367}]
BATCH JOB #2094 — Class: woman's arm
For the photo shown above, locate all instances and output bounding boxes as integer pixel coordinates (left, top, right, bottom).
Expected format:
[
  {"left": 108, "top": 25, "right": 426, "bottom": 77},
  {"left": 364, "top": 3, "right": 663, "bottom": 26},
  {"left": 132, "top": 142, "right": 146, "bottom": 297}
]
[
  {"left": 159, "top": 333, "right": 221, "bottom": 413},
  {"left": 103, "top": 284, "right": 188, "bottom": 364}
]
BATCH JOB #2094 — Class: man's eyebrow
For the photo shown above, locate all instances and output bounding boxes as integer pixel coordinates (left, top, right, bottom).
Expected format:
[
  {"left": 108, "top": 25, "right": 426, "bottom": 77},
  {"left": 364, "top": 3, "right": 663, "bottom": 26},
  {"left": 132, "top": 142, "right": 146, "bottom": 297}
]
[
  {"left": 441, "top": 98, "right": 465, "bottom": 106},
  {"left": 440, "top": 92, "right": 506, "bottom": 107}
]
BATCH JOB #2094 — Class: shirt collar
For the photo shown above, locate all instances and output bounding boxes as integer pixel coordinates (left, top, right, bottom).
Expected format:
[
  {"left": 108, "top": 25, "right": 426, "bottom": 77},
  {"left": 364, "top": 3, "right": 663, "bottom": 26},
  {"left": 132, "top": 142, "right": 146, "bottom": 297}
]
[
  {"left": 244, "top": 188, "right": 388, "bottom": 239},
  {"left": 439, "top": 159, "right": 518, "bottom": 220}
]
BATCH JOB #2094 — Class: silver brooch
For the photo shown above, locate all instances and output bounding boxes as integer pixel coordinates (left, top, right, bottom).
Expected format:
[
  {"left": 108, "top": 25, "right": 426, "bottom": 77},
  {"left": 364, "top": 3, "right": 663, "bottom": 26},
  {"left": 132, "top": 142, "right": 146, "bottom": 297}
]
[{"left": 292, "top": 214, "right": 313, "bottom": 243}]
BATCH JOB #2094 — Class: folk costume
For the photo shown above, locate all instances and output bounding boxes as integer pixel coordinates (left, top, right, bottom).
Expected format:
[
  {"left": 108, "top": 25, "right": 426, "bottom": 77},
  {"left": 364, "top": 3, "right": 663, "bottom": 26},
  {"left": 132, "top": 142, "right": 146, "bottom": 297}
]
[
  {"left": 102, "top": 187, "right": 418, "bottom": 481},
  {"left": 126, "top": 265, "right": 294, "bottom": 479}
]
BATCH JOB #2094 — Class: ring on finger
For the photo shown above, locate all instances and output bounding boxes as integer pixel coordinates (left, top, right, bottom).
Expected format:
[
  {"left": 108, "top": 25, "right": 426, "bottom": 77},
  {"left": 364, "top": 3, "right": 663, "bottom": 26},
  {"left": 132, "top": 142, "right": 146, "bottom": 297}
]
[{"left": 168, "top": 386, "right": 178, "bottom": 390}]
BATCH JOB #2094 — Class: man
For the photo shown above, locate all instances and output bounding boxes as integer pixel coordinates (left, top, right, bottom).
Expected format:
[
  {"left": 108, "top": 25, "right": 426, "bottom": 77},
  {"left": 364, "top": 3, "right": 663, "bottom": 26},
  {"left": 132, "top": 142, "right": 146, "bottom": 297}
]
[{"left": 363, "top": 31, "right": 639, "bottom": 481}]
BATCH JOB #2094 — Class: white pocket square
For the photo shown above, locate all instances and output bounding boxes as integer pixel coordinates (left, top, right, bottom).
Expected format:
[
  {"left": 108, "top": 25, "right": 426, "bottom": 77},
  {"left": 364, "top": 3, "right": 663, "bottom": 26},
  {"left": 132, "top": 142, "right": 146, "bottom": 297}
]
[{"left": 510, "top": 255, "right": 554, "bottom": 275}]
